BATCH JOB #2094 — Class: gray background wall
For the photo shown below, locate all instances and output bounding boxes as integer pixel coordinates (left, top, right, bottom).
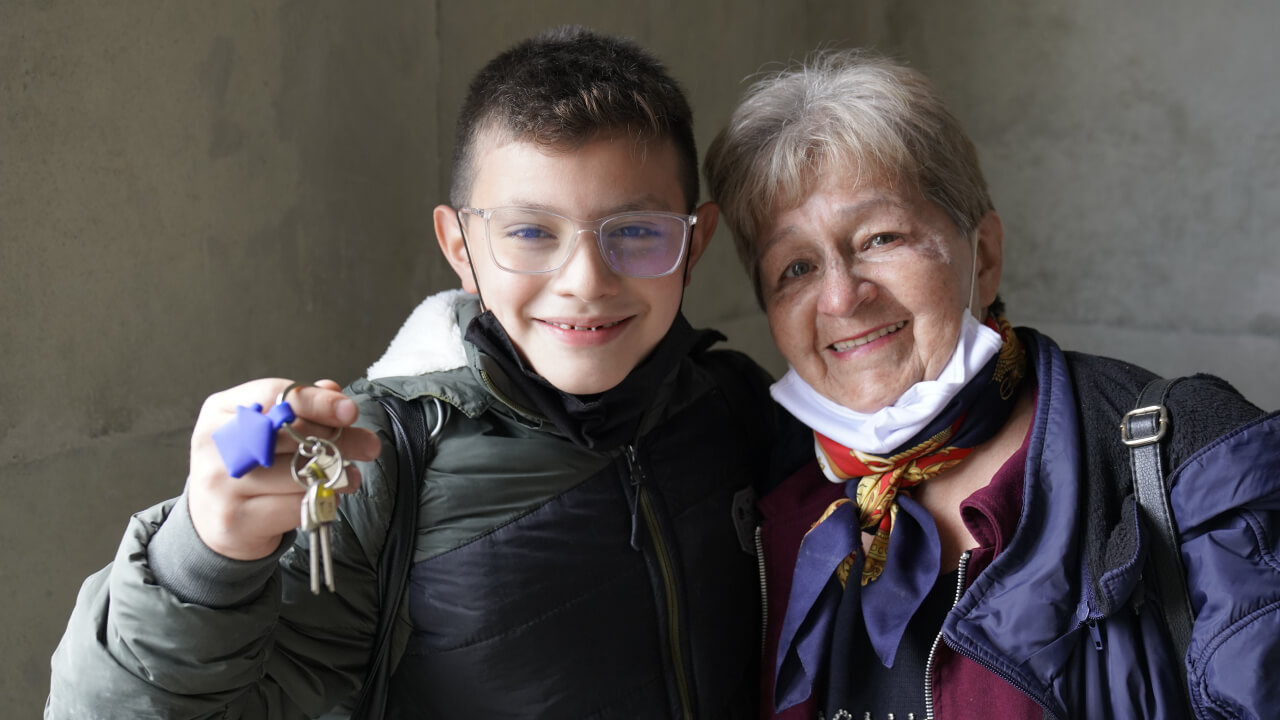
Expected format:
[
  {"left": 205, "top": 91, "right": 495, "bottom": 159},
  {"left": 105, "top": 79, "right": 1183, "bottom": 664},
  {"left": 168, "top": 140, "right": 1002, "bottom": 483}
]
[{"left": 2, "top": 1, "right": 1276, "bottom": 715}]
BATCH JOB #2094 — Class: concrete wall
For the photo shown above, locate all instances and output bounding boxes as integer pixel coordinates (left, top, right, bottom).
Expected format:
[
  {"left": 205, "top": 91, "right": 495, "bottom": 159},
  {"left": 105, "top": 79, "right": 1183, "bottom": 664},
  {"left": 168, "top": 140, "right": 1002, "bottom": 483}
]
[
  {"left": 4, "top": 3, "right": 439, "bottom": 713},
  {"left": 3, "top": 1, "right": 1276, "bottom": 716},
  {"left": 852, "top": 0, "right": 1280, "bottom": 408}
]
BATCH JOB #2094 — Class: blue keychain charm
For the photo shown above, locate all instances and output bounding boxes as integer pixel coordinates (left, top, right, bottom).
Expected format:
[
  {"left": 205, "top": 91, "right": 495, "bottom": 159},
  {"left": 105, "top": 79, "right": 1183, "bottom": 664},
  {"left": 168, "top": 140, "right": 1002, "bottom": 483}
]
[
  {"left": 212, "top": 401, "right": 298, "bottom": 478},
  {"left": 210, "top": 382, "right": 350, "bottom": 593}
]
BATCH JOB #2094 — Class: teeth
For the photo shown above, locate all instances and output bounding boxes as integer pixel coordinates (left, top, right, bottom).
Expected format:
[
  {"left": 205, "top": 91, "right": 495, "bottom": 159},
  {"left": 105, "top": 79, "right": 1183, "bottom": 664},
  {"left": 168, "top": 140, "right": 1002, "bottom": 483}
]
[
  {"left": 832, "top": 321, "right": 906, "bottom": 352},
  {"left": 547, "top": 319, "right": 625, "bottom": 331}
]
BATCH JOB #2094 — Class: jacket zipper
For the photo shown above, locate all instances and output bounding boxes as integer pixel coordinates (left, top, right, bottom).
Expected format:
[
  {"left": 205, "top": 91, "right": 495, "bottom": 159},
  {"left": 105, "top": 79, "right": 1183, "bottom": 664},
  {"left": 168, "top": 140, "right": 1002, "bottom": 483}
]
[
  {"left": 477, "top": 369, "right": 540, "bottom": 422},
  {"left": 923, "top": 550, "right": 1059, "bottom": 719},
  {"left": 923, "top": 551, "right": 970, "bottom": 720},
  {"left": 478, "top": 370, "right": 695, "bottom": 714},
  {"left": 755, "top": 525, "right": 769, "bottom": 657},
  {"left": 625, "top": 444, "right": 694, "bottom": 720}
]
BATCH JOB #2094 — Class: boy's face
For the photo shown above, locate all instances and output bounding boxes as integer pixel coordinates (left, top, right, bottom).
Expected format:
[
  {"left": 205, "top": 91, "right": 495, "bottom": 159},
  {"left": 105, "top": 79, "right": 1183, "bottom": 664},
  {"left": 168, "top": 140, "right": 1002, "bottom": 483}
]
[{"left": 436, "top": 135, "right": 716, "bottom": 395}]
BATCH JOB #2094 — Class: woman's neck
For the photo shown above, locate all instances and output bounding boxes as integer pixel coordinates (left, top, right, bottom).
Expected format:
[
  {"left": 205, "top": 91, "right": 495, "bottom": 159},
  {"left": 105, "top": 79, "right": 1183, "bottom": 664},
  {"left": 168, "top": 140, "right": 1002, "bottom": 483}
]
[{"left": 899, "top": 382, "right": 1036, "bottom": 571}]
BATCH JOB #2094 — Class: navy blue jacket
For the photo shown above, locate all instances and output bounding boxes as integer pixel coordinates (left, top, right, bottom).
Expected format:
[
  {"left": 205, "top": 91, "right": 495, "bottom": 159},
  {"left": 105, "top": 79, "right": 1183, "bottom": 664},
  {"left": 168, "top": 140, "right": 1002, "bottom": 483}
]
[{"left": 760, "top": 329, "right": 1280, "bottom": 718}]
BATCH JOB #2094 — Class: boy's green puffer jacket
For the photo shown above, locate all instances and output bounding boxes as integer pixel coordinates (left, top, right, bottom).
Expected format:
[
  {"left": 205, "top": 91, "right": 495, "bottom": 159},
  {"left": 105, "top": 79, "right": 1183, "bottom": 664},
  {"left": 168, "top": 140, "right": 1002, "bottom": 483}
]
[{"left": 48, "top": 290, "right": 785, "bottom": 720}]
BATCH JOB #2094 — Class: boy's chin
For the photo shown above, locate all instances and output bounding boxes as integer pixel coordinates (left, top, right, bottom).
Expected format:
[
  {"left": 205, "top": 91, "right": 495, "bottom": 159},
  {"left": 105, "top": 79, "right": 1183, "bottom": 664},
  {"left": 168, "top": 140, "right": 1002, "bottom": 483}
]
[{"left": 540, "top": 365, "right": 630, "bottom": 396}]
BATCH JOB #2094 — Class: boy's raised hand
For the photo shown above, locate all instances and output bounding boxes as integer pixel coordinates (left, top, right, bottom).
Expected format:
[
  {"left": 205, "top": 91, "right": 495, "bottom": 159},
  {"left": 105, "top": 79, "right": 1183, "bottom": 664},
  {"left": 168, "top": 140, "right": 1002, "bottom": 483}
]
[{"left": 186, "top": 379, "right": 382, "bottom": 560}]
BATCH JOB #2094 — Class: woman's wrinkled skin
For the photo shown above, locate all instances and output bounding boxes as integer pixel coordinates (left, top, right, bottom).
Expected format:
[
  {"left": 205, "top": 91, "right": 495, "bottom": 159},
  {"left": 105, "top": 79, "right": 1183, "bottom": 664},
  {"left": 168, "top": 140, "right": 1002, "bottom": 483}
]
[{"left": 759, "top": 172, "right": 1003, "bottom": 414}]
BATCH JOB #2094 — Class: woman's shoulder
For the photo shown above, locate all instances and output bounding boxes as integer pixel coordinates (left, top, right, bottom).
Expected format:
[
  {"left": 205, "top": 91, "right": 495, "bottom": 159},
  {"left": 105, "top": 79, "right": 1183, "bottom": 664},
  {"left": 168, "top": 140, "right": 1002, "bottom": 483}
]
[{"left": 1063, "top": 350, "right": 1264, "bottom": 465}]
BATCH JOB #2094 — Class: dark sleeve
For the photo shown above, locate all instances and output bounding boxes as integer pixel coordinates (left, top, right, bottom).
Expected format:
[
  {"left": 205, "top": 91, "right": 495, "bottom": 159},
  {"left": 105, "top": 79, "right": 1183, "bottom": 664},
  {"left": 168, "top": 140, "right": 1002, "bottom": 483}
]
[{"left": 698, "top": 349, "right": 812, "bottom": 495}]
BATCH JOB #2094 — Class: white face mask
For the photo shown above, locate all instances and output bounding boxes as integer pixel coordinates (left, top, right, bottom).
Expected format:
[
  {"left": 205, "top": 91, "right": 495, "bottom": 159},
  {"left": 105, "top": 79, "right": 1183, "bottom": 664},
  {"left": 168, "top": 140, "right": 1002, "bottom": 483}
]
[
  {"left": 771, "top": 311, "right": 1002, "bottom": 458},
  {"left": 769, "top": 230, "right": 1000, "bottom": 463}
]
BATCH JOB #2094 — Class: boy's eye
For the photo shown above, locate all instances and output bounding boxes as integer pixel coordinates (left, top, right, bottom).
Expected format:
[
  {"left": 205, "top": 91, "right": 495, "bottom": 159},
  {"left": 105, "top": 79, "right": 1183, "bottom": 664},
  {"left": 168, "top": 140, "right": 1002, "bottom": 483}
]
[
  {"left": 503, "top": 225, "right": 557, "bottom": 241},
  {"left": 608, "top": 223, "right": 663, "bottom": 240}
]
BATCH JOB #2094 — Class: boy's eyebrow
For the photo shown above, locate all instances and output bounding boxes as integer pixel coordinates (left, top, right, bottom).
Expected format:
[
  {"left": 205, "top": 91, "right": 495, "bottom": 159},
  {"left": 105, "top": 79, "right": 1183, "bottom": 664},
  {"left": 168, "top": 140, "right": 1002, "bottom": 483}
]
[{"left": 499, "top": 194, "right": 680, "bottom": 217}]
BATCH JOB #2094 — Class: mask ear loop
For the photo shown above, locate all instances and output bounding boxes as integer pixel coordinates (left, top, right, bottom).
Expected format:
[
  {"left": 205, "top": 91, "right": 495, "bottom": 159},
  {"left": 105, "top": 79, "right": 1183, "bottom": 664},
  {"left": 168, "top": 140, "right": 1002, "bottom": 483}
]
[
  {"left": 676, "top": 211, "right": 699, "bottom": 314},
  {"left": 455, "top": 209, "right": 488, "bottom": 312},
  {"left": 966, "top": 227, "right": 981, "bottom": 317},
  {"left": 677, "top": 239, "right": 693, "bottom": 314}
]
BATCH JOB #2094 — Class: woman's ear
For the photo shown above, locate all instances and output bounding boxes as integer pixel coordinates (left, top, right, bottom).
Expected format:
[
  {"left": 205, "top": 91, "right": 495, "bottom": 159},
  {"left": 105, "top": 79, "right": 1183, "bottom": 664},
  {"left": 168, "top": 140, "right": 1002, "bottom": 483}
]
[
  {"left": 974, "top": 210, "right": 1003, "bottom": 312},
  {"left": 683, "top": 201, "right": 719, "bottom": 287},
  {"left": 434, "top": 204, "right": 478, "bottom": 294}
]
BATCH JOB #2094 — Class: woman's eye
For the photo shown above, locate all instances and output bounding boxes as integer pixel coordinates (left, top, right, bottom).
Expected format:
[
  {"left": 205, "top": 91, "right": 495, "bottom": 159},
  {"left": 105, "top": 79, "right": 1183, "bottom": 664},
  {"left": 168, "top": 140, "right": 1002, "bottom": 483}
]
[
  {"left": 781, "top": 260, "right": 813, "bottom": 279},
  {"left": 864, "top": 233, "right": 900, "bottom": 250}
]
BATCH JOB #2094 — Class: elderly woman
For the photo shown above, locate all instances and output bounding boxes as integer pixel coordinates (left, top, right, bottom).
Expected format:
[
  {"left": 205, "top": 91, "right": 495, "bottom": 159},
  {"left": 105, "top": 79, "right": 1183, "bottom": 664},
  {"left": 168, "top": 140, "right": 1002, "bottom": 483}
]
[{"left": 706, "top": 51, "right": 1280, "bottom": 720}]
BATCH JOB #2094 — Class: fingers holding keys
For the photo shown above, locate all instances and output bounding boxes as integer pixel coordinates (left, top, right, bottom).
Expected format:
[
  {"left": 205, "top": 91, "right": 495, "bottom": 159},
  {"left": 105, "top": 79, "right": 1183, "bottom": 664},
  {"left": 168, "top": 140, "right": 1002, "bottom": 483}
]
[
  {"left": 276, "top": 380, "right": 381, "bottom": 468},
  {"left": 280, "top": 379, "right": 359, "bottom": 437},
  {"left": 187, "top": 379, "right": 381, "bottom": 563},
  {"left": 197, "top": 379, "right": 379, "bottom": 481},
  {"left": 284, "top": 380, "right": 382, "bottom": 481}
]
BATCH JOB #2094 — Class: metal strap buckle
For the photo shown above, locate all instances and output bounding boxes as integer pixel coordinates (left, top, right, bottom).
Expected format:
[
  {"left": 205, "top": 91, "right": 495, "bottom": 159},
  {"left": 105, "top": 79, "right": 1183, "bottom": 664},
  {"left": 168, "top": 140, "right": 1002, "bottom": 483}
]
[{"left": 1120, "top": 404, "right": 1169, "bottom": 447}]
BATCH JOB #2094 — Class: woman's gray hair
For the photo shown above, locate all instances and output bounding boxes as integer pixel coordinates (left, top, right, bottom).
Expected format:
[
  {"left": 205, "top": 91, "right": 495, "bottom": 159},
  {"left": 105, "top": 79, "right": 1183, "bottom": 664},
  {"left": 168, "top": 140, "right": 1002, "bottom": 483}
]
[{"left": 704, "top": 49, "right": 994, "bottom": 305}]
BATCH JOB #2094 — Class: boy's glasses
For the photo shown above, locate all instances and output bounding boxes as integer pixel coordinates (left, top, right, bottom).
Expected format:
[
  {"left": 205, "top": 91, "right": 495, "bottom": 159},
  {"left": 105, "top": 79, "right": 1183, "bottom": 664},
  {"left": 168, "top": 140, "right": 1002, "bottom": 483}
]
[{"left": 459, "top": 206, "right": 696, "bottom": 278}]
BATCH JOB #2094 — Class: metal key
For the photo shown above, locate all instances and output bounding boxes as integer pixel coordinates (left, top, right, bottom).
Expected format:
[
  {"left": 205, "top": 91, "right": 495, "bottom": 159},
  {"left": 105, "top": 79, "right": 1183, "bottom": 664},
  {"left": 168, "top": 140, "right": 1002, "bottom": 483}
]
[
  {"left": 301, "top": 478, "right": 340, "bottom": 593},
  {"left": 294, "top": 438, "right": 346, "bottom": 594},
  {"left": 299, "top": 480, "right": 322, "bottom": 594}
]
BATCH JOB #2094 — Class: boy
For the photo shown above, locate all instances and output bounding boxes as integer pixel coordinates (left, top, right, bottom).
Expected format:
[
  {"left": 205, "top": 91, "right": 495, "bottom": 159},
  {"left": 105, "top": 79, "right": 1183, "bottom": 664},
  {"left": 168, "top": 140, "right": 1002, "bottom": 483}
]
[{"left": 47, "top": 26, "right": 776, "bottom": 719}]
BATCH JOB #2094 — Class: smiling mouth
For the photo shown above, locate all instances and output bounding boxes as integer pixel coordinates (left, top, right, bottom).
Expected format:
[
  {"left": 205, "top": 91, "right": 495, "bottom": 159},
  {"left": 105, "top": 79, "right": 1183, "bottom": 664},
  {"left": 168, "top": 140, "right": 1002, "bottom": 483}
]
[
  {"left": 542, "top": 318, "right": 627, "bottom": 331},
  {"left": 830, "top": 321, "right": 907, "bottom": 351}
]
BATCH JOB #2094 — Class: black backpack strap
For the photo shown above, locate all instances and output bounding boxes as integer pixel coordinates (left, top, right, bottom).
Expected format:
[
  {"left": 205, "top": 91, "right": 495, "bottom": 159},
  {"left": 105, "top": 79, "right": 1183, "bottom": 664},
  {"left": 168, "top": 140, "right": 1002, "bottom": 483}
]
[
  {"left": 350, "top": 395, "right": 441, "bottom": 720},
  {"left": 1122, "top": 378, "right": 1194, "bottom": 698}
]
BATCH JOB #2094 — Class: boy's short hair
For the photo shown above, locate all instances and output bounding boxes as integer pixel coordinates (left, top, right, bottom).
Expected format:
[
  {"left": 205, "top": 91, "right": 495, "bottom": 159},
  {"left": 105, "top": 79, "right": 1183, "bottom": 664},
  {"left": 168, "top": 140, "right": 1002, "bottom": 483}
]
[{"left": 450, "top": 25, "right": 699, "bottom": 212}]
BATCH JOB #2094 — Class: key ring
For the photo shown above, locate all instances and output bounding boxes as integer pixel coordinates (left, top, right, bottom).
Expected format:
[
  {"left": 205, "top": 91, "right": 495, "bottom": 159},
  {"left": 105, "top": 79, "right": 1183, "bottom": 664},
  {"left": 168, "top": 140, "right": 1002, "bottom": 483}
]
[
  {"left": 290, "top": 436, "right": 349, "bottom": 490},
  {"left": 211, "top": 381, "right": 345, "bottom": 478},
  {"left": 276, "top": 382, "right": 343, "bottom": 446},
  {"left": 277, "top": 383, "right": 350, "bottom": 490}
]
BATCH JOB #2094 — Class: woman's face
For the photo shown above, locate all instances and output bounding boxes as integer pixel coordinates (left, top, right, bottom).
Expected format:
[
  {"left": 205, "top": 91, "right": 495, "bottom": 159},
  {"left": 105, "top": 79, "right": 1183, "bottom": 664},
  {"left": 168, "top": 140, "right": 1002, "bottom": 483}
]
[{"left": 758, "top": 173, "right": 1002, "bottom": 413}]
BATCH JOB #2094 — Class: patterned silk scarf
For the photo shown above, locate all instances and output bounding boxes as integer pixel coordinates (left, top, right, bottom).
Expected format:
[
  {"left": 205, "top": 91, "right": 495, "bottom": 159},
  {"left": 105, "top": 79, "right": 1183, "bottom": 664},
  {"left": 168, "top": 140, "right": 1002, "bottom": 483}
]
[
  {"left": 774, "top": 316, "right": 1026, "bottom": 710},
  {"left": 816, "top": 418, "right": 970, "bottom": 587}
]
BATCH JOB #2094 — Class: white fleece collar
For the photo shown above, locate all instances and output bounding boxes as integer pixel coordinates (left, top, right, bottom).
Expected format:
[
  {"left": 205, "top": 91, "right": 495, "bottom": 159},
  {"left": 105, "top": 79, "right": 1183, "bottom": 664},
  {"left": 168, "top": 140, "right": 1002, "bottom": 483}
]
[{"left": 365, "top": 289, "right": 472, "bottom": 380}]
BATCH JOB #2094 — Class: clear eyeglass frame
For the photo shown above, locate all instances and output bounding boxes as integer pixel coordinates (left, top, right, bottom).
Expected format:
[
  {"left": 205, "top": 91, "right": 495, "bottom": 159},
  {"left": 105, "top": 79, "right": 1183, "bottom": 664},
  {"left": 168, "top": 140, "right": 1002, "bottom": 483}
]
[{"left": 457, "top": 206, "right": 698, "bottom": 279}]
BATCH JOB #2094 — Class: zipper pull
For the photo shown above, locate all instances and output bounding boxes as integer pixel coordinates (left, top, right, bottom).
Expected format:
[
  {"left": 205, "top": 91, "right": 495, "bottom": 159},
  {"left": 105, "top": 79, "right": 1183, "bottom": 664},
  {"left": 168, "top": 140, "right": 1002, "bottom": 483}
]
[
  {"left": 624, "top": 446, "right": 644, "bottom": 550},
  {"left": 1086, "top": 619, "right": 1104, "bottom": 650}
]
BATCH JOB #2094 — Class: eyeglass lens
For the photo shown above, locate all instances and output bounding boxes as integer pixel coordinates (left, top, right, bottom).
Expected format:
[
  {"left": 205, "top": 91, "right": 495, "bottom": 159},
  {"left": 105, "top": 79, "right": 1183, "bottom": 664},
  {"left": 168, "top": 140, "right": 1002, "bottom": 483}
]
[{"left": 485, "top": 208, "right": 687, "bottom": 277}]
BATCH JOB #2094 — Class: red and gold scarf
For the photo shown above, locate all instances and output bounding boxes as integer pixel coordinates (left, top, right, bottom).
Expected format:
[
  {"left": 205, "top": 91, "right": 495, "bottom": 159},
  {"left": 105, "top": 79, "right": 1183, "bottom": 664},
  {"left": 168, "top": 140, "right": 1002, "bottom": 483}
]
[{"left": 811, "top": 315, "right": 1026, "bottom": 586}]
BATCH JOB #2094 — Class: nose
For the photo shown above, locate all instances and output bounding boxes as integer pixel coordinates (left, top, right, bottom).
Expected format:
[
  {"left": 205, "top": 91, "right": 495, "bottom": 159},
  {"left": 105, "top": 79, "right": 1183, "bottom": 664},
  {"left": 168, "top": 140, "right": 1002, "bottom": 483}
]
[
  {"left": 815, "top": 262, "right": 874, "bottom": 317},
  {"left": 551, "top": 229, "right": 621, "bottom": 300}
]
